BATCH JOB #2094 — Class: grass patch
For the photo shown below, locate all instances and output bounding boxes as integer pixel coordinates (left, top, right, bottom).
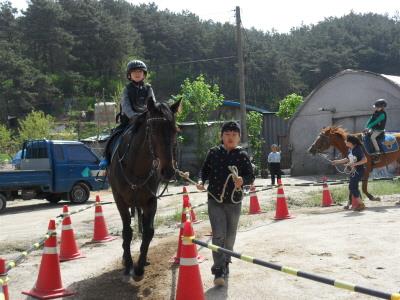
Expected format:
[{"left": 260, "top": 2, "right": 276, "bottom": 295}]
[
  {"left": 0, "top": 153, "right": 10, "bottom": 163},
  {"left": 302, "top": 180, "right": 400, "bottom": 207},
  {"left": 153, "top": 208, "right": 209, "bottom": 229}
]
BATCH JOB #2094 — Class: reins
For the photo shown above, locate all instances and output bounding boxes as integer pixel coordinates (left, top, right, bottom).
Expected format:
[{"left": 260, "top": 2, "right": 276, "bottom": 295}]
[{"left": 116, "top": 114, "right": 172, "bottom": 198}]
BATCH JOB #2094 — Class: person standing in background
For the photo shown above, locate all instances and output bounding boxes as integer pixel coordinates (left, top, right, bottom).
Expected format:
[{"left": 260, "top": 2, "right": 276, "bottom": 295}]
[{"left": 268, "top": 144, "right": 282, "bottom": 186}]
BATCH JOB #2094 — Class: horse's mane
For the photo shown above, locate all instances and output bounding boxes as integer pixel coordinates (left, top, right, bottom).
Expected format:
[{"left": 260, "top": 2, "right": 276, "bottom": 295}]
[
  {"left": 321, "top": 126, "right": 348, "bottom": 139},
  {"left": 154, "top": 102, "right": 174, "bottom": 122},
  {"left": 136, "top": 101, "right": 174, "bottom": 124}
]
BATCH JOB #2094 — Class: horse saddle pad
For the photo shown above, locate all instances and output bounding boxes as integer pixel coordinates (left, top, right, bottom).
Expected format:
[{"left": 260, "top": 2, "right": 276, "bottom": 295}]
[{"left": 362, "top": 133, "right": 399, "bottom": 155}]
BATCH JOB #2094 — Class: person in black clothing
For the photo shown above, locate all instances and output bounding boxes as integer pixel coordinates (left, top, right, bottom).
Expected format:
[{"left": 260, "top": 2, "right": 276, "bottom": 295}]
[
  {"left": 332, "top": 135, "right": 367, "bottom": 211},
  {"left": 364, "top": 99, "right": 387, "bottom": 155},
  {"left": 99, "top": 60, "right": 156, "bottom": 168},
  {"left": 196, "top": 121, "right": 255, "bottom": 286}
]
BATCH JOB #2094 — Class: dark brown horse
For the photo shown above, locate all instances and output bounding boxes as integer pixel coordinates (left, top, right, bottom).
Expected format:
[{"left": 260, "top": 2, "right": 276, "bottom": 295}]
[
  {"left": 308, "top": 126, "right": 400, "bottom": 200},
  {"left": 108, "top": 98, "right": 180, "bottom": 281}
]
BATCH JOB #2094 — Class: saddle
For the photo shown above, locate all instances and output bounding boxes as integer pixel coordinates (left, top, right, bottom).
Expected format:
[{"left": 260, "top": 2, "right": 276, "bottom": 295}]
[
  {"left": 104, "top": 115, "right": 146, "bottom": 163},
  {"left": 361, "top": 132, "right": 399, "bottom": 155}
]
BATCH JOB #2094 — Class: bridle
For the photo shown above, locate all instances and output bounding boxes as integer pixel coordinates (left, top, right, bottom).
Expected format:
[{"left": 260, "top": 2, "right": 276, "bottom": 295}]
[
  {"left": 116, "top": 114, "right": 174, "bottom": 197},
  {"left": 314, "top": 133, "right": 330, "bottom": 152},
  {"left": 314, "top": 133, "right": 356, "bottom": 176}
]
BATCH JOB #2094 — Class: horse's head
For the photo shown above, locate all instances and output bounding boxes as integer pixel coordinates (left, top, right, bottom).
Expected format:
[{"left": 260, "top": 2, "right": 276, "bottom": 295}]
[
  {"left": 308, "top": 126, "right": 347, "bottom": 155},
  {"left": 146, "top": 98, "right": 181, "bottom": 181}
]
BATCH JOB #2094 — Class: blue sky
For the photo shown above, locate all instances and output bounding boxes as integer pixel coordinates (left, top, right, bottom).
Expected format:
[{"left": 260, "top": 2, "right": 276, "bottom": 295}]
[{"left": 9, "top": 0, "right": 400, "bottom": 33}]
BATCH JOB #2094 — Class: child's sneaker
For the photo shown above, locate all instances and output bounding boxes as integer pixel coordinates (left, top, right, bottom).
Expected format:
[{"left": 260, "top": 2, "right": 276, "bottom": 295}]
[
  {"left": 213, "top": 268, "right": 225, "bottom": 286},
  {"left": 214, "top": 273, "right": 225, "bottom": 286}
]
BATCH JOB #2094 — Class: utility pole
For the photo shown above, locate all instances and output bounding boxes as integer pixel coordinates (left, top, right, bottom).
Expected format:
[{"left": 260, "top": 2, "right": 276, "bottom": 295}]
[
  {"left": 102, "top": 88, "right": 111, "bottom": 131},
  {"left": 235, "top": 6, "right": 248, "bottom": 145}
]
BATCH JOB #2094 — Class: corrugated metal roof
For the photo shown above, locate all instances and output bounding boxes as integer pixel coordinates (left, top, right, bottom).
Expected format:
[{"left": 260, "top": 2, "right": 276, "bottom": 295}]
[
  {"left": 223, "top": 100, "right": 270, "bottom": 113},
  {"left": 381, "top": 74, "right": 400, "bottom": 87}
]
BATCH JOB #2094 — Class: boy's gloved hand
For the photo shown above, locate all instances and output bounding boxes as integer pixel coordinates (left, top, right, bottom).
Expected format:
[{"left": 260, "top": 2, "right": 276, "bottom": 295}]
[
  {"left": 196, "top": 181, "right": 206, "bottom": 191},
  {"left": 234, "top": 176, "right": 243, "bottom": 189}
]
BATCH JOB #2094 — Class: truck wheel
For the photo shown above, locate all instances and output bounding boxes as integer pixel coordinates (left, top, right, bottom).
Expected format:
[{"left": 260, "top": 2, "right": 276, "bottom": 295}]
[
  {"left": 70, "top": 183, "right": 90, "bottom": 204},
  {"left": 46, "top": 195, "right": 62, "bottom": 204},
  {"left": 0, "top": 193, "right": 7, "bottom": 213}
]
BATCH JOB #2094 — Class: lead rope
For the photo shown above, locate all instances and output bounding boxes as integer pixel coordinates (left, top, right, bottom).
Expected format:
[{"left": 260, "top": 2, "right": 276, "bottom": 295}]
[
  {"left": 224, "top": 166, "right": 243, "bottom": 204},
  {"left": 317, "top": 153, "right": 356, "bottom": 177},
  {"left": 176, "top": 166, "right": 243, "bottom": 204}
]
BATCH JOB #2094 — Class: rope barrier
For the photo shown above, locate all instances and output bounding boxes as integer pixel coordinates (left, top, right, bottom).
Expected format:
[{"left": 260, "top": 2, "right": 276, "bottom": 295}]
[
  {"left": 190, "top": 238, "right": 400, "bottom": 300},
  {"left": 160, "top": 175, "right": 399, "bottom": 198},
  {"left": 5, "top": 200, "right": 114, "bottom": 272},
  {"left": 6, "top": 230, "right": 59, "bottom": 272}
]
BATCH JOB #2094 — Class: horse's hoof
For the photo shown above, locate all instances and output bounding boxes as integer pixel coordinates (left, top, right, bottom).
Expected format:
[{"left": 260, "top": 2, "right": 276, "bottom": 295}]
[
  {"left": 130, "top": 268, "right": 144, "bottom": 282},
  {"left": 133, "top": 274, "right": 144, "bottom": 282},
  {"left": 370, "top": 197, "right": 381, "bottom": 201}
]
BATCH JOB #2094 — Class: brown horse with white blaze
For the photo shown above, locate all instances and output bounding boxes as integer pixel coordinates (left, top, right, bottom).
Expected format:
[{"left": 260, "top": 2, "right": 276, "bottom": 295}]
[{"left": 308, "top": 126, "right": 400, "bottom": 201}]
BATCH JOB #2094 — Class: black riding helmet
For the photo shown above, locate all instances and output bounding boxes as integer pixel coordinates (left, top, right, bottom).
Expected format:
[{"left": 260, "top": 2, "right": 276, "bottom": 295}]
[
  {"left": 126, "top": 60, "right": 147, "bottom": 80},
  {"left": 373, "top": 99, "right": 387, "bottom": 108}
]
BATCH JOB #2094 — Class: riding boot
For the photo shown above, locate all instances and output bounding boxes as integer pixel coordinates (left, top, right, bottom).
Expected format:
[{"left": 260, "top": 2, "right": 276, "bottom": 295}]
[{"left": 99, "top": 125, "right": 125, "bottom": 169}]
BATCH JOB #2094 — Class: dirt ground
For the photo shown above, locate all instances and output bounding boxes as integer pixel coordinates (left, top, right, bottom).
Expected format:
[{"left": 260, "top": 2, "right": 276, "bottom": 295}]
[{"left": 1, "top": 176, "right": 400, "bottom": 300}]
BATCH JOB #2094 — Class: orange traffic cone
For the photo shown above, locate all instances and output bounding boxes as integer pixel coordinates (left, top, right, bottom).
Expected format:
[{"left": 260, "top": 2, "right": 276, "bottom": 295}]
[
  {"left": 351, "top": 196, "right": 366, "bottom": 211},
  {"left": 170, "top": 207, "right": 188, "bottom": 264},
  {"left": 170, "top": 205, "right": 205, "bottom": 264},
  {"left": 0, "top": 258, "right": 9, "bottom": 300},
  {"left": 59, "top": 205, "right": 85, "bottom": 262},
  {"left": 22, "top": 220, "right": 74, "bottom": 299},
  {"left": 274, "top": 183, "right": 292, "bottom": 220},
  {"left": 176, "top": 220, "right": 205, "bottom": 300},
  {"left": 249, "top": 185, "right": 262, "bottom": 214},
  {"left": 92, "top": 195, "right": 116, "bottom": 243},
  {"left": 321, "top": 177, "right": 334, "bottom": 207},
  {"left": 183, "top": 187, "right": 201, "bottom": 224}
]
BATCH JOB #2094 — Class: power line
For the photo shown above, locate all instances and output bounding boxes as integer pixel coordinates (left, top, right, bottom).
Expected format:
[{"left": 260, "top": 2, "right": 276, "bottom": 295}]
[{"left": 154, "top": 55, "right": 236, "bottom": 67}]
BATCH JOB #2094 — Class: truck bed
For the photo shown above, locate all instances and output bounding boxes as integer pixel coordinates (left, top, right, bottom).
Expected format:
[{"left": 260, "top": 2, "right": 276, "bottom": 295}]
[{"left": 0, "top": 169, "right": 52, "bottom": 191}]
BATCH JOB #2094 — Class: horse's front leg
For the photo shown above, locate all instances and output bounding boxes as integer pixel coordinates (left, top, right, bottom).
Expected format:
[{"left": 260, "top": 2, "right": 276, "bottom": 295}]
[
  {"left": 132, "top": 199, "right": 156, "bottom": 282},
  {"left": 120, "top": 207, "right": 134, "bottom": 281}
]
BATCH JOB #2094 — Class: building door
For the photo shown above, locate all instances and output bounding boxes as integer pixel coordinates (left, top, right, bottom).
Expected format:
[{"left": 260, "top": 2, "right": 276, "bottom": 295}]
[{"left": 277, "top": 135, "right": 291, "bottom": 169}]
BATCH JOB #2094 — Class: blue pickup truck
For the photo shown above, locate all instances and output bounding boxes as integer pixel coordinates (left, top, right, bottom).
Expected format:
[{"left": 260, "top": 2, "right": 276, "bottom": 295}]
[{"left": 0, "top": 140, "right": 108, "bottom": 213}]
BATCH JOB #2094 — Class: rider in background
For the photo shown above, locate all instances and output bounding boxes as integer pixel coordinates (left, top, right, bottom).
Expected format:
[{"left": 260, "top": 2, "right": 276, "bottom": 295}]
[
  {"left": 99, "top": 60, "right": 155, "bottom": 168},
  {"left": 331, "top": 135, "right": 367, "bottom": 211},
  {"left": 365, "top": 99, "right": 387, "bottom": 155}
]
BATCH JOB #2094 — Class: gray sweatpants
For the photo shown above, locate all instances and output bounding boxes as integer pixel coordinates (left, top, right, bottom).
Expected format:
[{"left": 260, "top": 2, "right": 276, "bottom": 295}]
[
  {"left": 370, "top": 130, "right": 383, "bottom": 152},
  {"left": 208, "top": 199, "right": 242, "bottom": 273}
]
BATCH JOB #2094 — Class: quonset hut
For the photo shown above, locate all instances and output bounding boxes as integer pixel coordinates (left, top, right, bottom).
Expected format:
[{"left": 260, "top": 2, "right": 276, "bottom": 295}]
[{"left": 289, "top": 69, "right": 400, "bottom": 175}]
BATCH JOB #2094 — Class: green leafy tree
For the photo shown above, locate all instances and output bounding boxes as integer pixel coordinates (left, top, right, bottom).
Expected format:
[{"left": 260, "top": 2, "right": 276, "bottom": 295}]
[
  {"left": 18, "top": 111, "right": 55, "bottom": 143},
  {"left": 0, "top": 124, "right": 17, "bottom": 159},
  {"left": 246, "top": 111, "right": 264, "bottom": 169},
  {"left": 276, "top": 93, "right": 304, "bottom": 119},
  {"left": 174, "top": 74, "right": 224, "bottom": 162},
  {"left": 20, "top": 0, "right": 74, "bottom": 73}
]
